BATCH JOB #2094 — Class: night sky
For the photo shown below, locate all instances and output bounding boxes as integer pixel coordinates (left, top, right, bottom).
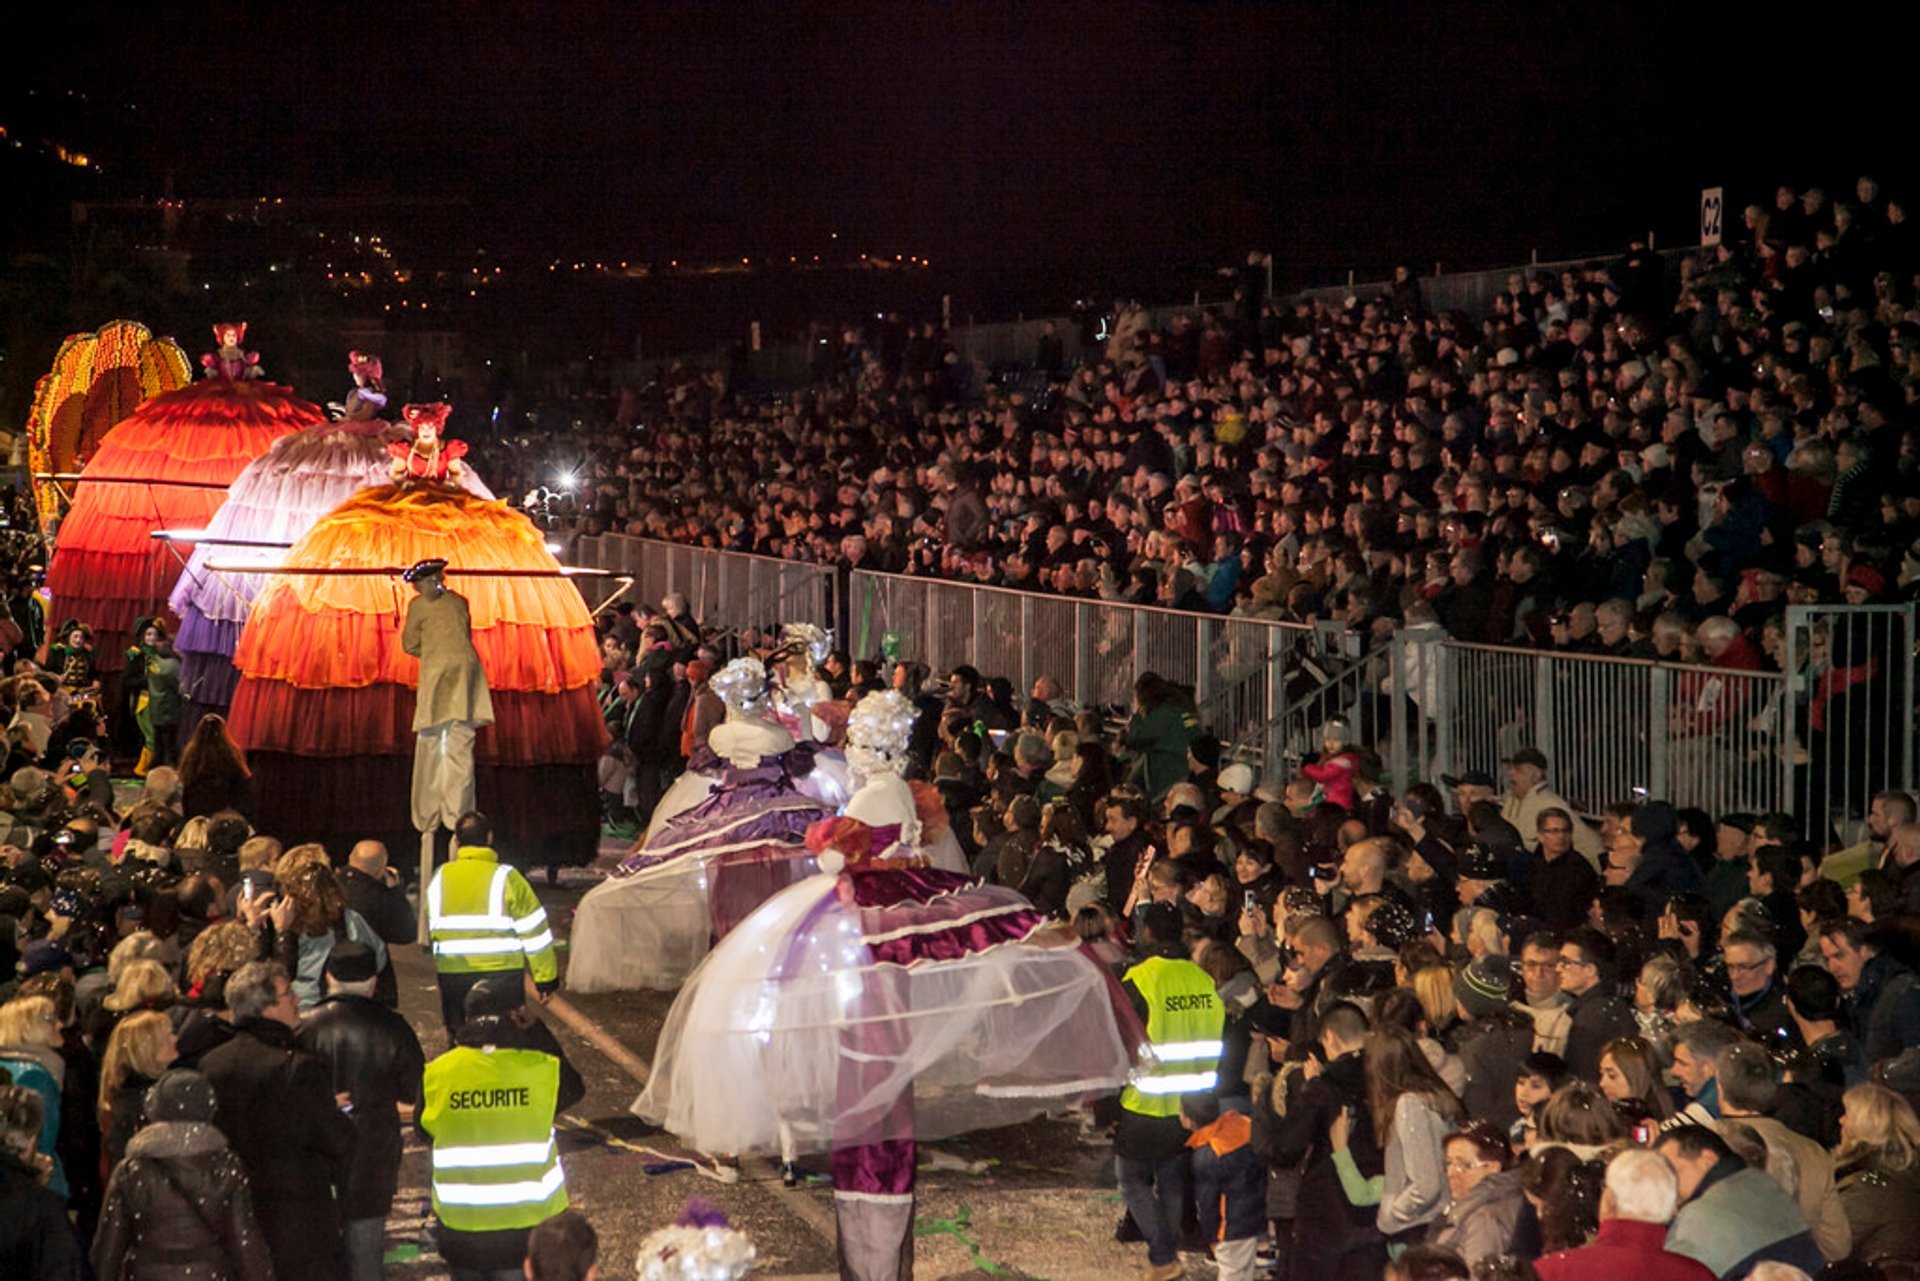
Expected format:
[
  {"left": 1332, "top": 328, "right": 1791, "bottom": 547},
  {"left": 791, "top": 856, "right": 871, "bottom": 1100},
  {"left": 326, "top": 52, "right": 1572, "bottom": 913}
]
[{"left": 8, "top": 3, "right": 1919, "bottom": 302}]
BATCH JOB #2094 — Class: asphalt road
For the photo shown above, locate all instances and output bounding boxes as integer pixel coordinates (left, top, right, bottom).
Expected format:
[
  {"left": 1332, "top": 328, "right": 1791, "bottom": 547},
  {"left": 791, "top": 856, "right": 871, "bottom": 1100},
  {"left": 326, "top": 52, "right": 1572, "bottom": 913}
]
[{"left": 378, "top": 843, "right": 1152, "bottom": 1281}]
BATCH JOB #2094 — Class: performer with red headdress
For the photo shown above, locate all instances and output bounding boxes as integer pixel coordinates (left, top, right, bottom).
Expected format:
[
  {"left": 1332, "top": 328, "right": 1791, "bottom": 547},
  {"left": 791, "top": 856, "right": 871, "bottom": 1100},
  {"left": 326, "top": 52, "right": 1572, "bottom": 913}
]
[
  {"left": 227, "top": 403, "right": 605, "bottom": 871},
  {"left": 46, "top": 323, "right": 321, "bottom": 674},
  {"left": 635, "top": 689, "right": 1137, "bottom": 1281},
  {"left": 389, "top": 403, "right": 469, "bottom": 483}
]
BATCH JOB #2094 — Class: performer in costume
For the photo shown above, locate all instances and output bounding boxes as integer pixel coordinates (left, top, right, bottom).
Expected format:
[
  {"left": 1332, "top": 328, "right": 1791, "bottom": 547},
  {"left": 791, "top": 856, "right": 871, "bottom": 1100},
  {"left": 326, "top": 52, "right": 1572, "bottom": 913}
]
[
  {"left": 390, "top": 402, "right": 468, "bottom": 483},
  {"left": 329, "top": 350, "right": 388, "bottom": 421},
  {"left": 567, "top": 658, "right": 829, "bottom": 993},
  {"left": 402, "top": 557, "right": 494, "bottom": 870},
  {"left": 635, "top": 689, "right": 1137, "bottom": 1281},
  {"left": 46, "top": 620, "right": 98, "bottom": 697},
  {"left": 200, "top": 322, "right": 263, "bottom": 381}
]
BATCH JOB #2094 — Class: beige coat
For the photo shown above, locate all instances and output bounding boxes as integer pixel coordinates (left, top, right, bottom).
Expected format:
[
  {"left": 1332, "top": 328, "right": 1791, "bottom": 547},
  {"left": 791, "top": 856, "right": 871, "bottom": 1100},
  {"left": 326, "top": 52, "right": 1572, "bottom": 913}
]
[
  {"left": 401, "top": 588, "right": 494, "bottom": 731},
  {"left": 1732, "top": 1113, "right": 1852, "bottom": 1261}
]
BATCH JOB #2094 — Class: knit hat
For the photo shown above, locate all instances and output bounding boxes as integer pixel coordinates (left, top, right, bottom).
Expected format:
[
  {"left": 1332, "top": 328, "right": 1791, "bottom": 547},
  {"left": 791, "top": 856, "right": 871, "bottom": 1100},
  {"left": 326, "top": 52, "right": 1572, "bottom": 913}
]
[
  {"left": 1454, "top": 955, "right": 1514, "bottom": 1019},
  {"left": 144, "top": 1069, "right": 219, "bottom": 1123},
  {"left": 19, "top": 939, "right": 73, "bottom": 978}
]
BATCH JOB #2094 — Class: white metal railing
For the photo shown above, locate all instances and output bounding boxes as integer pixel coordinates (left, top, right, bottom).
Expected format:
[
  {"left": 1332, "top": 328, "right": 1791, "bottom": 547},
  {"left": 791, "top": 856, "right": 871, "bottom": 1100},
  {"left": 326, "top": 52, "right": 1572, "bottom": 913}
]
[
  {"left": 575, "top": 534, "right": 835, "bottom": 643},
  {"left": 591, "top": 540, "right": 1914, "bottom": 836},
  {"left": 847, "top": 569, "right": 1316, "bottom": 750}
]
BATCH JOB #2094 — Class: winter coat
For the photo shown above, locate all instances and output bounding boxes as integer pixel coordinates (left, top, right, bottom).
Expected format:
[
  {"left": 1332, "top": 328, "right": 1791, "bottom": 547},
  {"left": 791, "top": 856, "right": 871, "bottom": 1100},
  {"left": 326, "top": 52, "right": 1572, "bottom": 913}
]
[
  {"left": 91, "top": 1120, "right": 272, "bottom": 1281},
  {"left": 400, "top": 587, "right": 493, "bottom": 731},
  {"left": 1379, "top": 1091, "right": 1455, "bottom": 1236},
  {"left": 1535, "top": 1217, "right": 1717, "bottom": 1281},
  {"left": 1845, "top": 951, "right": 1920, "bottom": 1064},
  {"left": 1189, "top": 1111, "right": 1268, "bottom": 1244},
  {"left": 1457, "top": 1010, "right": 1535, "bottom": 1134},
  {"left": 1123, "top": 701, "right": 1197, "bottom": 802},
  {"left": 102, "top": 1070, "right": 162, "bottom": 1174},
  {"left": 1, "top": 1146, "right": 81, "bottom": 1281},
  {"left": 1254, "top": 1051, "right": 1384, "bottom": 1271},
  {"left": 1428, "top": 1166, "right": 1531, "bottom": 1268},
  {"left": 1665, "top": 1162, "right": 1825, "bottom": 1279},
  {"left": 1730, "top": 1114, "right": 1850, "bottom": 1261},
  {"left": 1835, "top": 1155, "right": 1920, "bottom": 1266},
  {"left": 294, "top": 993, "right": 426, "bottom": 1220},
  {"left": 199, "top": 1017, "right": 355, "bottom": 1281},
  {"left": 1562, "top": 986, "right": 1636, "bottom": 1082},
  {"left": 0, "top": 1048, "right": 67, "bottom": 1198}
]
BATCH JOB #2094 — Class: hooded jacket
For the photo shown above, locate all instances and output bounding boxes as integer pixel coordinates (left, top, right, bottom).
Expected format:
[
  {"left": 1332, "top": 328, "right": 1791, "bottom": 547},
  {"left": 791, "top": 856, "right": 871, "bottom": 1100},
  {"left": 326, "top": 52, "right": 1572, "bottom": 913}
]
[{"left": 91, "top": 1119, "right": 273, "bottom": 1281}]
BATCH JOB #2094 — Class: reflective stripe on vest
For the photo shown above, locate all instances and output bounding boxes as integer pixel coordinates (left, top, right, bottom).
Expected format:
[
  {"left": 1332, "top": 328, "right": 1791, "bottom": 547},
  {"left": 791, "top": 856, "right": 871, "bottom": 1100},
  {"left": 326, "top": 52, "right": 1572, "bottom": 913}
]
[
  {"left": 1121, "top": 955, "right": 1226, "bottom": 1118},
  {"left": 422, "top": 1047, "right": 567, "bottom": 1231},
  {"left": 428, "top": 863, "right": 524, "bottom": 970}
]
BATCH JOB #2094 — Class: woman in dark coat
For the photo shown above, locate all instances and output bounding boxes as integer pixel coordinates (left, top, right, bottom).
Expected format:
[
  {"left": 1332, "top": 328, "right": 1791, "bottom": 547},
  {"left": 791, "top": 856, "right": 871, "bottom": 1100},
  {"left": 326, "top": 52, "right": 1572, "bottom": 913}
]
[{"left": 92, "top": 1070, "right": 272, "bottom": 1281}]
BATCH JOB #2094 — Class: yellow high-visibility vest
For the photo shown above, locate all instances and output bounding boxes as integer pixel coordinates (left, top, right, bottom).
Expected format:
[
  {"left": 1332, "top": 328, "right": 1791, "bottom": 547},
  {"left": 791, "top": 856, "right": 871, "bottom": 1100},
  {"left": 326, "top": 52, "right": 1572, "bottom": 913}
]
[
  {"left": 1121, "top": 954, "right": 1226, "bottom": 1119},
  {"left": 421, "top": 1045, "right": 567, "bottom": 1232}
]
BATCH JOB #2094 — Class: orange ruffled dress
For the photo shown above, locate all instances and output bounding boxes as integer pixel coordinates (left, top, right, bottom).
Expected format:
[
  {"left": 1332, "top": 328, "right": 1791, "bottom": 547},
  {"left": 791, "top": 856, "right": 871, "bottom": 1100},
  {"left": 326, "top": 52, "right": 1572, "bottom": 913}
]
[
  {"left": 228, "top": 483, "right": 608, "bottom": 865},
  {"left": 46, "top": 379, "right": 323, "bottom": 671}
]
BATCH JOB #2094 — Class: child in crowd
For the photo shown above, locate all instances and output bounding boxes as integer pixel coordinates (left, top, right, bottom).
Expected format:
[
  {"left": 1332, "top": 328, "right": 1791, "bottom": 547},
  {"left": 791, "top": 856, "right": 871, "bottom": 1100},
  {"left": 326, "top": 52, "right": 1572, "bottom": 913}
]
[
  {"left": 1511, "top": 1051, "right": 1570, "bottom": 1152},
  {"left": 1181, "top": 1091, "right": 1268, "bottom": 1281}
]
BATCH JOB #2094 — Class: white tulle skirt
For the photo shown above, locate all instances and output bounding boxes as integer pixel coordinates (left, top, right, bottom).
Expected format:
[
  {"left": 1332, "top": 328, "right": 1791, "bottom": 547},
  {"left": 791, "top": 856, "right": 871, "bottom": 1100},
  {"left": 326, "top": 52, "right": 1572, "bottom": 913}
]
[
  {"left": 633, "top": 868, "right": 1133, "bottom": 1156},
  {"left": 641, "top": 768, "right": 721, "bottom": 842}
]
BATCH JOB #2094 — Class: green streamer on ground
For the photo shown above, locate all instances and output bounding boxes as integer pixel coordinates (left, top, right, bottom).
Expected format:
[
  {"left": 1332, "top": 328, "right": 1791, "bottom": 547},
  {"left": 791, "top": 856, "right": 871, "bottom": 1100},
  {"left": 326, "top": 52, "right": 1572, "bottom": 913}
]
[{"left": 912, "top": 1203, "right": 1035, "bottom": 1278}]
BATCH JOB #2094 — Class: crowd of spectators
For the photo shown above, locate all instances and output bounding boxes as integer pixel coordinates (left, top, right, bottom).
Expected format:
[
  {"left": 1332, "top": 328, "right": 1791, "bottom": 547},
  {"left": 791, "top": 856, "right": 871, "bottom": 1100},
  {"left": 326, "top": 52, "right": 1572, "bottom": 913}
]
[
  {"left": 591, "top": 567, "right": 1920, "bottom": 1277},
  {"left": 482, "top": 177, "right": 1918, "bottom": 682},
  {"left": 0, "top": 751, "right": 438, "bottom": 1279}
]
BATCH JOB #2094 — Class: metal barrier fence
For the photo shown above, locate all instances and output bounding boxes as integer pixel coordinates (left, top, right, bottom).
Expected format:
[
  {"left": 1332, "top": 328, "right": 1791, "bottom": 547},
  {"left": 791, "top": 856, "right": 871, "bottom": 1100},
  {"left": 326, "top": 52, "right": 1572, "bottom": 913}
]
[
  {"left": 846, "top": 570, "right": 1319, "bottom": 752},
  {"left": 574, "top": 534, "right": 836, "bottom": 644},
  {"left": 1780, "top": 605, "right": 1917, "bottom": 840},
  {"left": 586, "top": 539, "right": 1915, "bottom": 836},
  {"left": 1390, "top": 642, "right": 1790, "bottom": 818}
]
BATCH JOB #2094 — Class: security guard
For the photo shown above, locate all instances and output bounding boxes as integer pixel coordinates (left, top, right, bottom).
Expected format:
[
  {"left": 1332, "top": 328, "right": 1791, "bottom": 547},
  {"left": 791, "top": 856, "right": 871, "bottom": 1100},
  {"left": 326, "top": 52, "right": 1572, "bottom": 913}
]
[
  {"left": 426, "top": 811, "right": 560, "bottom": 1030},
  {"left": 420, "top": 978, "right": 585, "bottom": 1277},
  {"left": 1117, "top": 900, "right": 1225, "bottom": 1281}
]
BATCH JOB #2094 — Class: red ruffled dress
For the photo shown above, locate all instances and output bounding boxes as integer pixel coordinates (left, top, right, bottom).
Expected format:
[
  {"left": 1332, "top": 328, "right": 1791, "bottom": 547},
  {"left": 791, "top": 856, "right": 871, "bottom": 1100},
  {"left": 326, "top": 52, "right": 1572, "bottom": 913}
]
[
  {"left": 46, "top": 379, "right": 323, "bottom": 671},
  {"left": 227, "top": 482, "right": 607, "bottom": 865}
]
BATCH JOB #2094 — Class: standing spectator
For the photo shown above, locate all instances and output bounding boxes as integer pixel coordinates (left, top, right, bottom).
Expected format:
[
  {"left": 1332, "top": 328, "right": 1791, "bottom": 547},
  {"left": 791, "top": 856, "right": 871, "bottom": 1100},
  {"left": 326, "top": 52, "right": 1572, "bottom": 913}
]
[
  {"left": 525, "top": 1210, "right": 598, "bottom": 1281},
  {"left": 296, "top": 942, "right": 425, "bottom": 1281},
  {"left": 1526, "top": 808, "right": 1602, "bottom": 931},
  {"left": 1428, "top": 1120, "right": 1530, "bottom": 1268},
  {"left": 1123, "top": 673, "right": 1197, "bottom": 803},
  {"left": 1557, "top": 929, "right": 1636, "bottom": 1081},
  {"left": 1454, "top": 956, "right": 1535, "bottom": 1133},
  {"left": 1181, "top": 1090, "right": 1268, "bottom": 1281},
  {"left": 1516, "top": 930, "right": 1574, "bottom": 1057},
  {"left": 340, "top": 839, "right": 417, "bottom": 947},
  {"left": 1831, "top": 1081, "right": 1920, "bottom": 1266},
  {"left": 1256, "top": 1001, "right": 1384, "bottom": 1279},
  {"left": 265, "top": 861, "right": 389, "bottom": 1011},
  {"left": 91, "top": 1069, "right": 271, "bottom": 1281},
  {"left": 199, "top": 960, "right": 355, "bottom": 1281},
  {"left": 0, "top": 994, "right": 68, "bottom": 1198},
  {"left": 1367, "top": 1022, "right": 1466, "bottom": 1246},
  {"left": 1534, "top": 1148, "right": 1713, "bottom": 1281},
  {"left": 0, "top": 1083, "right": 81, "bottom": 1281},
  {"left": 1711, "top": 1040, "right": 1849, "bottom": 1262},
  {"left": 96, "top": 1009, "right": 177, "bottom": 1173},
  {"left": 177, "top": 715, "right": 253, "bottom": 820},
  {"left": 1818, "top": 918, "right": 1920, "bottom": 1063},
  {"left": 1655, "top": 1125, "right": 1824, "bottom": 1278}
]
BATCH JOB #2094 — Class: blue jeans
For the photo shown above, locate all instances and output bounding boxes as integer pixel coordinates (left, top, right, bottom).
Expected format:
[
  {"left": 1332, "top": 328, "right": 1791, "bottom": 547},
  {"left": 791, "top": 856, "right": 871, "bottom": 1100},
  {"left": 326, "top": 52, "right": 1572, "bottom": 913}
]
[
  {"left": 341, "top": 1218, "right": 384, "bottom": 1281},
  {"left": 1117, "top": 1151, "right": 1190, "bottom": 1268}
]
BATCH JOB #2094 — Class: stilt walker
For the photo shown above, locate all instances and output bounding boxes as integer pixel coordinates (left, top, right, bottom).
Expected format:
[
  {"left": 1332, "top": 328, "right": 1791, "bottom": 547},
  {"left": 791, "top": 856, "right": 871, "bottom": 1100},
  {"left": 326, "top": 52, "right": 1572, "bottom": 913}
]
[{"left": 402, "top": 555, "right": 493, "bottom": 882}]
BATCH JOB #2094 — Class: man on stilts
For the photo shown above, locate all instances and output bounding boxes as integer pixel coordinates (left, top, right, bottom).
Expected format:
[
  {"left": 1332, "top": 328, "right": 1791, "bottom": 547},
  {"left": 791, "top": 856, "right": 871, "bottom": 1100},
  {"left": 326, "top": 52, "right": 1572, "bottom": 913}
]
[{"left": 402, "top": 557, "right": 492, "bottom": 879}]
